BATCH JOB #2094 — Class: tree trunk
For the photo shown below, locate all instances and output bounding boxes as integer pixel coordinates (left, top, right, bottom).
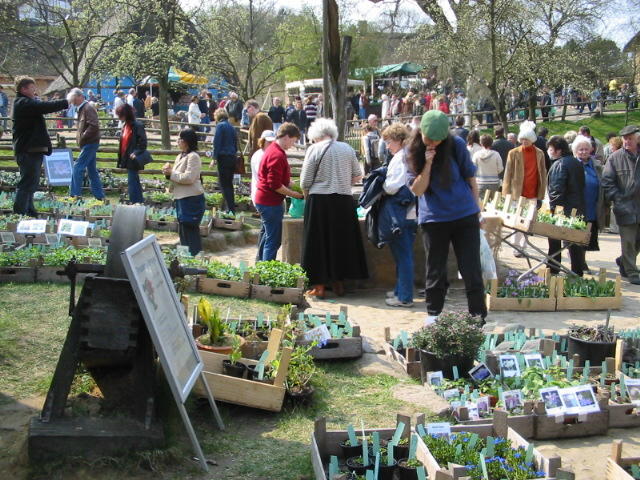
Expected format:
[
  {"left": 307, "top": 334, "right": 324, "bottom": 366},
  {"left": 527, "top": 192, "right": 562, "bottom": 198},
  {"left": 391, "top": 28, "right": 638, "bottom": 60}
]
[
  {"left": 335, "top": 36, "right": 352, "bottom": 141},
  {"left": 561, "top": 103, "right": 567, "bottom": 122},
  {"left": 321, "top": 31, "right": 332, "bottom": 118},
  {"left": 159, "top": 75, "right": 171, "bottom": 149},
  {"left": 528, "top": 88, "right": 537, "bottom": 121}
]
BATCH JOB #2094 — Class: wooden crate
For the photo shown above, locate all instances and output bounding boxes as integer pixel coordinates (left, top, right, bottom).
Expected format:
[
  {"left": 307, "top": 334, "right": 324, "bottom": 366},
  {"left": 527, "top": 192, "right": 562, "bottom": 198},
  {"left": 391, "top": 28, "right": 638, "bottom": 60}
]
[
  {"left": 193, "top": 328, "right": 292, "bottom": 412},
  {"left": 36, "top": 266, "right": 69, "bottom": 283},
  {"left": 416, "top": 411, "right": 570, "bottom": 480},
  {"left": 311, "top": 414, "right": 413, "bottom": 480},
  {"left": 486, "top": 275, "right": 557, "bottom": 311},
  {"left": 250, "top": 275, "right": 305, "bottom": 305},
  {"left": 555, "top": 270, "right": 622, "bottom": 311},
  {"left": 454, "top": 404, "right": 536, "bottom": 439},
  {"left": 213, "top": 216, "right": 244, "bottom": 231},
  {"left": 0, "top": 266, "right": 36, "bottom": 283},
  {"left": 606, "top": 400, "right": 640, "bottom": 429},
  {"left": 196, "top": 271, "right": 251, "bottom": 298},
  {"left": 532, "top": 395, "right": 609, "bottom": 440},
  {"left": 145, "top": 219, "right": 178, "bottom": 232},
  {"left": 296, "top": 307, "right": 363, "bottom": 360},
  {"left": 484, "top": 337, "right": 557, "bottom": 374},
  {"left": 199, "top": 219, "right": 212, "bottom": 237},
  {"left": 382, "top": 327, "right": 422, "bottom": 380},
  {"left": 607, "top": 440, "right": 639, "bottom": 480}
]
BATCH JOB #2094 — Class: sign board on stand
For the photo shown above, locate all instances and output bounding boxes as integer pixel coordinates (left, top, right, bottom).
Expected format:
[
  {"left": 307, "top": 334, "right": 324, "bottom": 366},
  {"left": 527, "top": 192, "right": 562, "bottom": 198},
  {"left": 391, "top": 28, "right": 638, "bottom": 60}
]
[
  {"left": 57, "top": 219, "right": 90, "bottom": 237},
  {"left": 121, "top": 235, "right": 224, "bottom": 472},
  {"left": 17, "top": 219, "right": 47, "bottom": 234},
  {"left": 43, "top": 149, "right": 74, "bottom": 186}
]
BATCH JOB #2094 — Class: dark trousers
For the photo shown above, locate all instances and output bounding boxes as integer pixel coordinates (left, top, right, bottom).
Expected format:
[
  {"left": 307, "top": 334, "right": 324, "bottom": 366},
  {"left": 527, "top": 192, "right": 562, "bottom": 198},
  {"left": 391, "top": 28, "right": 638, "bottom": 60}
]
[
  {"left": 179, "top": 222, "right": 202, "bottom": 256},
  {"left": 14, "top": 152, "right": 43, "bottom": 216},
  {"left": 547, "top": 239, "right": 585, "bottom": 276},
  {"left": 421, "top": 214, "right": 487, "bottom": 318},
  {"left": 619, "top": 223, "right": 640, "bottom": 278},
  {"left": 217, "top": 154, "right": 236, "bottom": 213}
]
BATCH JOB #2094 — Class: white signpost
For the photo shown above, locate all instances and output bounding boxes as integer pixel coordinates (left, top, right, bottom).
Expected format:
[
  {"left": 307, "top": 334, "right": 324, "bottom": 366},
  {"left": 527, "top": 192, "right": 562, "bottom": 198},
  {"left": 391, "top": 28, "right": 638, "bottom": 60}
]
[
  {"left": 121, "top": 235, "right": 224, "bottom": 472},
  {"left": 43, "top": 148, "right": 74, "bottom": 186}
]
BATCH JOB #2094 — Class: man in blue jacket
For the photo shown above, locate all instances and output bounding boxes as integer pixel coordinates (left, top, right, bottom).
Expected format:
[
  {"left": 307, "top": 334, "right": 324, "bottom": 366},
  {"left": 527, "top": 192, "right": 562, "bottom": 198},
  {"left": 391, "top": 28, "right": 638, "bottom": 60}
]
[
  {"left": 12, "top": 76, "right": 68, "bottom": 216},
  {"left": 210, "top": 108, "right": 238, "bottom": 212}
]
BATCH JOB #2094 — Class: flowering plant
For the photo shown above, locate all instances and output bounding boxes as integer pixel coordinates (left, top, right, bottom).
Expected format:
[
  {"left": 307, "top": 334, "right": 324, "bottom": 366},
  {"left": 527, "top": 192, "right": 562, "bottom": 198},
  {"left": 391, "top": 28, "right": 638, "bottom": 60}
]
[
  {"left": 421, "top": 432, "right": 545, "bottom": 480},
  {"left": 537, "top": 210, "right": 587, "bottom": 230},
  {"left": 494, "top": 270, "right": 549, "bottom": 299},
  {"left": 410, "top": 311, "right": 484, "bottom": 358}
]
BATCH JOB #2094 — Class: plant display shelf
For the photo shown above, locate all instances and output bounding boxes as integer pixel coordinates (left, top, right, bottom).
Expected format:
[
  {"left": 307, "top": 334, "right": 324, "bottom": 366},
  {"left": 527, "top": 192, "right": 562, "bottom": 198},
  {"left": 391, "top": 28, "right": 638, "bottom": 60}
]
[
  {"left": 416, "top": 411, "right": 571, "bottom": 480},
  {"left": 296, "top": 307, "right": 362, "bottom": 360},
  {"left": 310, "top": 414, "right": 414, "bottom": 480},
  {"left": 555, "top": 270, "right": 622, "bottom": 311},
  {"left": 250, "top": 274, "right": 306, "bottom": 305},
  {"left": 607, "top": 440, "right": 640, "bottom": 480},
  {"left": 196, "top": 271, "right": 252, "bottom": 298},
  {"left": 382, "top": 327, "right": 422, "bottom": 380},
  {"left": 193, "top": 328, "right": 292, "bottom": 412},
  {"left": 486, "top": 275, "right": 557, "bottom": 311}
]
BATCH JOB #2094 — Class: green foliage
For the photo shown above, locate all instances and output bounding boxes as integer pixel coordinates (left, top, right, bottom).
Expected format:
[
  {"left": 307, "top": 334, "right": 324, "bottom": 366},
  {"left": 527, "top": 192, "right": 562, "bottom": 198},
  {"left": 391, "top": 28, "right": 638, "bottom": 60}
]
[
  {"left": 146, "top": 191, "right": 173, "bottom": 204},
  {"left": 410, "top": 311, "right": 484, "bottom": 358},
  {"left": 206, "top": 261, "right": 243, "bottom": 281},
  {"left": 0, "top": 247, "right": 42, "bottom": 267},
  {"left": 250, "top": 260, "right": 308, "bottom": 288},
  {"left": 229, "top": 335, "right": 243, "bottom": 364},
  {"left": 206, "top": 193, "right": 224, "bottom": 208},
  {"left": 536, "top": 211, "right": 587, "bottom": 230},
  {"left": 41, "top": 247, "right": 105, "bottom": 266},
  {"left": 197, "top": 298, "right": 229, "bottom": 346},
  {"left": 285, "top": 343, "right": 316, "bottom": 392},
  {"left": 563, "top": 276, "right": 616, "bottom": 298}
]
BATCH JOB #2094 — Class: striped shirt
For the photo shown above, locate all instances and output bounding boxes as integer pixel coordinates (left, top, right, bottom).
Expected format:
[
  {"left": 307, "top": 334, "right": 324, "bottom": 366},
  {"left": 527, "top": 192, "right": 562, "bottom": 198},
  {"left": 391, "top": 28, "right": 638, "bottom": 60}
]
[
  {"left": 300, "top": 140, "right": 362, "bottom": 195},
  {"left": 304, "top": 103, "right": 317, "bottom": 121}
]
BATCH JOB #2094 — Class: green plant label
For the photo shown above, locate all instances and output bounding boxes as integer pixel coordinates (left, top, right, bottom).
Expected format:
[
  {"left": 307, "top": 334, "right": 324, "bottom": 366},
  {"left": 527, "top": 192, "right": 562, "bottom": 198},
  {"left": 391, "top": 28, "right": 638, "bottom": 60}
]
[
  {"left": 387, "top": 444, "right": 394, "bottom": 466},
  {"left": 229, "top": 321, "right": 237, "bottom": 333},
  {"left": 453, "top": 366, "right": 459, "bottom": 380},
  {"left": 464, "top": 385, "right": 470, "bottom": 394},
  {"left": 347, "top": 425, "right": 358, "bottom": 446},
  {"left": 560, "top": 356, "right": 567, "bottom": 367},
  {"left": 393, "top": 336, "right": 400, "bottom": 349},
  {"left": 561, "top": 338, "right": 567, "bottom": 352},
  {"left": 298, "top": 312, "right": 304, "bottom": 323},
  {"left": 525, "top": 444, "right": 534, "bottom": 464},
  {"left": 312, "top": 316, "right": 322, "bottom": 327},
  {"left": 258, "top": 350, "right": 269, "bottom": 365},
  {"left": 468, "top": 434, "right": 479, "bottom": 450},
  {"left": 485, "top": 436, "right": 495, "bottom": 457},
  {"left": 409, "top": 434, "right": 418, "bottom": 459},
  {"left": 257, "top": 363, "right": 265, "bottom": 380},
  {"left": 417, "top": 424, "right": 426, "bottom": 437},
  {"left": 621, "top": 376, "right": 627, "bottom": 399},
  {"left": 401, "top": 330, "right": 409, "bottom": 347},
  {"left": 325, "top": 312, "right": 332, "bottom": 327},
  {"left": 461, "top": 393, "right": 468, "bottom": 402},
  {"left": 602, "top": 360, "right": 607, "bottom": 375},
  {"left": 345, "top": 323, "right": 353, "bottom": 337},
  {"left": 582, "top": 366, "right": 589, "bottom": 382},
  {"left": 417, "top": 466, "right": 427, "bottom": 480},
  {"left": 372, "top": 432, "right": 380, "bottom": 454},
  {"left": 330, "top": 324, "right": 339, "bottom": 338},
  {"left": 329, "top": 455, "right": 339, "bottom": 478},
  {"left": 391, "top": 422, "right": 405, "bottom": 445},
  {"left": 567, "top": 360, "right": 574, "bottom": 379},
  {"left": 362, "top": 438, "right": 369, "bottom": 466},
  {"left": 497, "top": 387, "right": 504, "bottom": 400},
  {"left": 585, "top": 360, "right": 591, "bottom": 370},
  {"left": 544, "top": 356, "right": 552, "bottom": 368},
  {"left": 632, "top": 465, "right": 640, "bottom": 478},
  {"left": 600, "top": 371, "right": 606, "bottom": 387},
  {"left": 455, "top": 444, "right": 462, "bottom": 457},
  {"left": 479, "top": 453, "right": 489, "bottom": 480},
  {"left": 365, "top": 470, "right": 374, "bottom": 480},
  {"left": 257, "top": 312, "right": 264, "bottom": 327},
  {"left": 338, "top": 311, "right": 346, "bottom": 323},
  {"left": 373, "top": 453, "right": 380, "bottom": 479},
  {"left": 483, "top": 335, "right": 491, "bottom": 350},
  {"left": 552, "top": 350, "right": 558, "bottom": 364}
]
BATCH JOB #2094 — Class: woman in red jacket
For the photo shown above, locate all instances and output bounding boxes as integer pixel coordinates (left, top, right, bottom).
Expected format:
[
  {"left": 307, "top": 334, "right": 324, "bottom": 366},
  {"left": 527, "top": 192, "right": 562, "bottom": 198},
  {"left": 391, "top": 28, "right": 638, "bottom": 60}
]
[{"left": 255, "top": 123, "right": 304, "bottom": 260}]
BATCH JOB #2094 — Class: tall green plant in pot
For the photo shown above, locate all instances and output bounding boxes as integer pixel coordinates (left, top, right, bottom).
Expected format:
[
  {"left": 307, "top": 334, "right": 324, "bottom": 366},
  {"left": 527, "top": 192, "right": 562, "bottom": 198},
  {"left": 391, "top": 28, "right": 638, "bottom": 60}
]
[
  {"left": 195, "top": 298, "right": 245, "bottom": 354},
  {"left": 285, "top": 344, "right": 316, "bottom": 404},
  {"left": 411, "top": 311, "right": 484, "bottom": 380}
]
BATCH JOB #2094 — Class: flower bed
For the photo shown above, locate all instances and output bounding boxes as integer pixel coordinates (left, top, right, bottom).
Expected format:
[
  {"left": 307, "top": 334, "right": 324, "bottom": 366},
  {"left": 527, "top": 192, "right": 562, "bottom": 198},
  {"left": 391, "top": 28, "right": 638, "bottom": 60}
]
[{"left": 486, "top": 270, "right": 557, "bottom": 312}]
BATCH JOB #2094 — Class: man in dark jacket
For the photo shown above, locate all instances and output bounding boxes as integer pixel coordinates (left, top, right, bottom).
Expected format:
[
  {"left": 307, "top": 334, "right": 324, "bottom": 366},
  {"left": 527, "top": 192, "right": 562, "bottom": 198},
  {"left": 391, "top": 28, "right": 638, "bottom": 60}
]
[
  {"left": 535, "top": 126, "right": 551, "bottom": 171},
  {"left": 131, "top": 91, "right": 145, "bottom": 118},
  {"left": 67, "top": 88, "right": 104, "bottom": 200},
  {"left": 12, "top": 76, "right": 68, "bottom": 215},
  {"left": 491, "top": 125, "right": 513, "bottom": 176},
  {"left": 450, "top": 115, "right": 469, "bottom": 141},
  {"left": 602, "top": 125, "right": 640, "bottom": 284},
  {"left": 225, "top": 91, "right": 243, "bottom": 126}
]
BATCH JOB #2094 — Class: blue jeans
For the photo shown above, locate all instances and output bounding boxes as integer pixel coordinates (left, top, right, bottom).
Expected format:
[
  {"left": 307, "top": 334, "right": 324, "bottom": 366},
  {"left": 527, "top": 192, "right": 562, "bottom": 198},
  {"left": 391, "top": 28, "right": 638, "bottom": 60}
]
[
  {"left": 14, "top": 152, "right": 43, "bottom": 216},
  {"left": 359, "top": 107, "right": 366, "bottom": 119},
  {"left": 255, "top": 203, "right": 284, "bottom": 261},
  {"left": 389, "top": 218, "right": 417, "bottom": 302},
  {"left": 70, "top": 143, "right": 104, "bottom": 198},
  {"left": 127, "top": 168, "right": 144, "bottom": 204}
]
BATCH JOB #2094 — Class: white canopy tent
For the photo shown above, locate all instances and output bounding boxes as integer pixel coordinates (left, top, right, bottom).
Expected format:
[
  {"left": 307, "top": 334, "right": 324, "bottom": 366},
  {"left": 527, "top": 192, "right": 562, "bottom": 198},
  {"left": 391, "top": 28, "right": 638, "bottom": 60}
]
[{"left": 285, "top": 78, "right": 365, "bottom": 96}]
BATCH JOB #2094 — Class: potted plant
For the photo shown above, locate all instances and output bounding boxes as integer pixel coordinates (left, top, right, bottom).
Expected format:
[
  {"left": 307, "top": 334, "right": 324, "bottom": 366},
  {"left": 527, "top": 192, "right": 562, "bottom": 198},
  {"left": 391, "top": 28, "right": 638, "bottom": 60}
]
[
  {"left": 195, "top": 298, "right": 245, "bottom": 354},
  {"left": 222, "top": 336, "right": 247, "bottom": 378},
  {"left": 345, "top": 456, "right": 371, "bottom": 476},
  {"left": 411, "top": 311, "right": 484, "bottom": 380},
  {"left": 567, "top": 322, "right": 617, "bottom": 366},
  {"left": 285, "top": 344, "right": 316, "bottom": 404},
  {"left": 397, "top": 458, "right": 423, "bottom": 480}
]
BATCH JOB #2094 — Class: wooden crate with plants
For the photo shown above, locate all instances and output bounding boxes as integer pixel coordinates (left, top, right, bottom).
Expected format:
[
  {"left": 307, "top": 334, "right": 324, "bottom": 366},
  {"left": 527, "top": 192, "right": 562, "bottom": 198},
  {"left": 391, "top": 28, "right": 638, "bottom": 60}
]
[
  {"left": 249, "top": 260, "right": 308, "bottom": 305},
  {"left": 212, "top": 208, "right": 244, "bottom": 230},
  {"left": 382, "top": 327, "right": 422, "bottom": 381},
  {"left": 196, "top": 260, "right": 251, "bottom": 298},
  {"left": 486, "top": 269, "right": 557, "bottom": 312},
  {"left": 415, "top": 411, "right": 572, "bottom": 480},
  {"left": 607, "top": 439, "right": 640, "bottom": 480},
  {"left": 311, "top": 414, "right": 420, "bottom": 480},
  {"left": 295, "top": 306, "right": 362, "bottom": 360},
  {"left": 0, "top": 246, "right": 40, "bottom": 282},
  {"left": 555, "top": 269, "right": 622, "bottom": 310},
  {"left": 513, "top": 199, "right": 592, "bottom": 245}
]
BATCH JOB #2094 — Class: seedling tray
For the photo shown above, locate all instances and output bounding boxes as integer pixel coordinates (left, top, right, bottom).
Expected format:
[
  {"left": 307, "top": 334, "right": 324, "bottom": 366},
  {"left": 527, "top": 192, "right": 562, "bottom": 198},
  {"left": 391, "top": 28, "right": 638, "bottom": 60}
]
[
  {"left": 196, "top": 271, "right": 251, "bottom": 298},
  {"left": 311, "top": 414, "right": 414, "bottom": 480},
  {"left": 0, "top": 266, "right": 36, "bottom": 283},
  {"left": 145, "top": 219, "right": 178, "bottom": 232},
  {"left": 486, "top": 275, "right": 557, "bottom": 311},
  {"left": 555, "top": 271, "right": 622, "bottom": 311},
  {"left": 295, "top": 307, "right": 362, "bottom": 360},
  {"left": 250, "top": 275, "right": 305, "bottom": 305},
  {"left": 532, "top": 395, "right": 609, "bottom": 439},
  {"left": 213, "top": 216, "right": 244, "bottom": 230}
]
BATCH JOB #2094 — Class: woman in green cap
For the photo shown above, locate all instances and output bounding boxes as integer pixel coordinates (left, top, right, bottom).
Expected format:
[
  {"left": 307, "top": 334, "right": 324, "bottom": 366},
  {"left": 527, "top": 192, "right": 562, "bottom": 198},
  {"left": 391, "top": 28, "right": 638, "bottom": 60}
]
[{"left": 408, "top": 110, "right": 486, "bottom": 323}]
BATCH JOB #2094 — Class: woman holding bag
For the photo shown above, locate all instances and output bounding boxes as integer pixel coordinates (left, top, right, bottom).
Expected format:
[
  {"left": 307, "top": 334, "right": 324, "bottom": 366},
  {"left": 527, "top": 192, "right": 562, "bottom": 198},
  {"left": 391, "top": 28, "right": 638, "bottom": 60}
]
[
  {"left": 116, "top": 103, "right": 148, "bottom": 204},
  {"left": 162, "top": 128, "right": 205, "bottom": 256}
]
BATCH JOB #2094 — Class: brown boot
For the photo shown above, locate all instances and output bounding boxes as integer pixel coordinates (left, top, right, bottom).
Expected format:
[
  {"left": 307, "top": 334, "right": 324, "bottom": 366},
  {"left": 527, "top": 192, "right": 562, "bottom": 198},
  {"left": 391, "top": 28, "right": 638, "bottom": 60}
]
[{"left": 305, "top": 284, "right": 325, "bottom": 299}]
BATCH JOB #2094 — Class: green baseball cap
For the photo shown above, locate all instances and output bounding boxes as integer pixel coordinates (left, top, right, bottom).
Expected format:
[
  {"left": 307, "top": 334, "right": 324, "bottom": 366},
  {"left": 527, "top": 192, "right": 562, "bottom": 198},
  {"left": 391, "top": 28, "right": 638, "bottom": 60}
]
[{"left": 420, "top": 110, "right": 450, "bottom": 141}]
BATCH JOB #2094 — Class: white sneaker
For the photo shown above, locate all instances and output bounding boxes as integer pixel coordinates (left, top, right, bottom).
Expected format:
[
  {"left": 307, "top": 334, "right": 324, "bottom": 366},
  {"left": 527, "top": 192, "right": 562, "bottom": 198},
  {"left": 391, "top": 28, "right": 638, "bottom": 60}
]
[
  {"left": 385, "top": 297, "right": 414, "bottom": 308},
  {"left": 424, "top": 315, "right": 438, "bottom": 326},
  {"left": 386, "top": 291, "right": 396, "bottom": 298}
]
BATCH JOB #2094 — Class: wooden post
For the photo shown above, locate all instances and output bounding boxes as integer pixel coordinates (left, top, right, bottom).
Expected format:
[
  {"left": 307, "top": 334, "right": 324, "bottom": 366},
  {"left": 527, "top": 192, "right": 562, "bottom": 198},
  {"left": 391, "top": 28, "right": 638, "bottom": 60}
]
[
  {"left": 397, "top": 413, "right": 411, "bottom": 440},
  {"left": 315, "top": 417, "right": 328, "bottom": 460},
  {"left": 611, "top": 439, "right": 623, "bottom": 464},
  {"left": 384, "top": 327, "right": 391, "bottom": 343},
  {"left": 615, "top": 339, "right": 625, "bottom": 373}
]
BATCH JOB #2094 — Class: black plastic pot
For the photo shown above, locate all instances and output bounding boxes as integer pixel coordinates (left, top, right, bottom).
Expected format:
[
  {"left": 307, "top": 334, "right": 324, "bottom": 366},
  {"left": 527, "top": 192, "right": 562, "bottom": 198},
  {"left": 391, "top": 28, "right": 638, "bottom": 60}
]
[
  {"left": 286, "top": 386, "right": 315, "bottom": 406},
  {"left": 346, "top": 456, "right": 373, "bottom": 475},
  {"left": 222, "top": 360, "right": 247, "bottom": 378},
  {"left": 386, "top": 440, "right": 409, "bottom": 461},
  {"left": 377, "top": 458, "right": 398, "bottom": 480},
  {"left": 419, "top": 349, "right": 475, "bottom": 380},
  {"left": 246, "top": 364, "right": 273, "bottom": 383},
  {"left": 397, "top": 459, "right": 422, "bottom": 480},
  {"left": 567, "top": 335, "right": 617, "bottom": 366},
  {"left": 339, "top": 441, "right": 362, "bottom": 459}
]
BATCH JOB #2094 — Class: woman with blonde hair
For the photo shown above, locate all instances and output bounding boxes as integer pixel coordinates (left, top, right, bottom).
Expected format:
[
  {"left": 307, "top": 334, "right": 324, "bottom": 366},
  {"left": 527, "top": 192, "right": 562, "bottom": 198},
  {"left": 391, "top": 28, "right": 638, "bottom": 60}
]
[{"left": 381, "top": 122, "right": 417, "bottom": 307}]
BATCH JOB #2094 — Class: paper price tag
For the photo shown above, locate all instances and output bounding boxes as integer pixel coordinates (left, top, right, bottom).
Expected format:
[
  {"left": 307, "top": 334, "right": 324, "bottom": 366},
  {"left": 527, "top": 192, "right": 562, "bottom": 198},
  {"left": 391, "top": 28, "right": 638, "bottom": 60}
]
[{"left": 304, "top": 325, "right": 331, "bottom": 344}]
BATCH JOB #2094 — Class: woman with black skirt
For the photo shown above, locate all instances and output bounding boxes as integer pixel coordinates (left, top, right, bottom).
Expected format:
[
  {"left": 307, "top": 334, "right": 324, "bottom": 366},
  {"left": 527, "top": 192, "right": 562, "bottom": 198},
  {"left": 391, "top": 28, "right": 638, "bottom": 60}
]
[{"left": 301, "top": 118, "right": 368, "bottom": 299}]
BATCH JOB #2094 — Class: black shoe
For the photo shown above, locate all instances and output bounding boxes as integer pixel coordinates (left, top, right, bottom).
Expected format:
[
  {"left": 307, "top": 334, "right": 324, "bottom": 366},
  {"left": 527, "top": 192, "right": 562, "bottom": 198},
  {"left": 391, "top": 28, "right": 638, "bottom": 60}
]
[
  {"left": 629, "top": 276, "right": 640, "bottom": 285},
  {"left": 616, "top": 257, "right": 627, "bottom": 278}
]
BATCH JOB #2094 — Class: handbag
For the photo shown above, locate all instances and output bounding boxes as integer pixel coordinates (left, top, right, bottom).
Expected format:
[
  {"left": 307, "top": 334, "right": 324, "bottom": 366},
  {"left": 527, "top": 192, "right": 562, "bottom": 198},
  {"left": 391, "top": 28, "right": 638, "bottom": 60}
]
[
  {"left": 131, "top": 149, "right": 153, "bottom": 171},
  {"left": 234, "top": 153, "right": 245, "bottom": 174}
]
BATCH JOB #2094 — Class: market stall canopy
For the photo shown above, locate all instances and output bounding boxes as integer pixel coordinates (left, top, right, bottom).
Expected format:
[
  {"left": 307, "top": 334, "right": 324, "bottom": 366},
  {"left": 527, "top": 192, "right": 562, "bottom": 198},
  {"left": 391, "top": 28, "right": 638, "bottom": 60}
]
[
  {"left": 356, "top": 62, "right": 424, "bottom": 77},
  {"left": 140, "top": 67, "right": 208, "bottom": 85},
  {"left": 285, "top": 78, "right": 365, "bottom": 91}
]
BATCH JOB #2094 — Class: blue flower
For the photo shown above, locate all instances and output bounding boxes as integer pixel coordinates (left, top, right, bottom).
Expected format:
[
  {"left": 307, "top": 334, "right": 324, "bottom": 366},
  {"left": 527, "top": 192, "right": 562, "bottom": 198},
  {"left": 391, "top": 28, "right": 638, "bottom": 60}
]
[
  {"left": 463, "top": 437, "right": 469, "bottom": 442},
  {"left": 514, "top": 452, "right": 522, "bottom": 459},
  {"left": 535, "top": 471, "right": 546, "bottom": 477}
]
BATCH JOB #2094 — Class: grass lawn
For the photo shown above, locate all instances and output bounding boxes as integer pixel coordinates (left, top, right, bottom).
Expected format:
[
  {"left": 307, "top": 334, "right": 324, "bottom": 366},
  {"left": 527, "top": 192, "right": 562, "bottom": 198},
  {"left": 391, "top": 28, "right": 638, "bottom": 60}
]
[{"left": 0, "top": 282, "right": 425, "bottom": 480}]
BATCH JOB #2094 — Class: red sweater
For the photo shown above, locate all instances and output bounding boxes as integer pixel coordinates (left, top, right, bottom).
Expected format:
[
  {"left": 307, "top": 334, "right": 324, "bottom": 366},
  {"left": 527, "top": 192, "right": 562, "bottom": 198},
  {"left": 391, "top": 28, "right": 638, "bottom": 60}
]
[{"left": 255, "top": 142, "right": 290, "bottom": 206}]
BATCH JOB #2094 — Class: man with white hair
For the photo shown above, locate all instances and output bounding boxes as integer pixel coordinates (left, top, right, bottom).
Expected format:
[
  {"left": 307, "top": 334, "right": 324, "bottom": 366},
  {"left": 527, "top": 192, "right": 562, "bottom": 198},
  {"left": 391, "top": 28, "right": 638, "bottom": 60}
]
[
  {"left": 225, "top": 91, "right": 243, "bottom": 126},
  {"left": 67, "top": 87, "right": 104, "bottom": 200},
  {"left": 380, "top": 94, "right": 390, "bottom": 120},
  {"left": 602, "top": 125, "right": 640, "bottom": 284},
  {"left": 126, "top": 88, "right": 136, "bottom": 106}
]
